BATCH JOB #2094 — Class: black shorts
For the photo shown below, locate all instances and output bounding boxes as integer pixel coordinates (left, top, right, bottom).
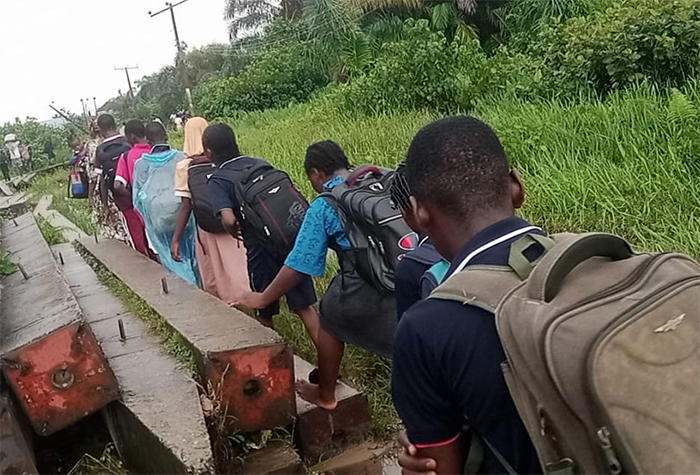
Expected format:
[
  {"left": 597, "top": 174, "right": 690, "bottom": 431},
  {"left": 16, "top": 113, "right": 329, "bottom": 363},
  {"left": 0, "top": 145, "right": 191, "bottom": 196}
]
[{"left": 247, "top": 244, "right": 317, "bottom": 318}]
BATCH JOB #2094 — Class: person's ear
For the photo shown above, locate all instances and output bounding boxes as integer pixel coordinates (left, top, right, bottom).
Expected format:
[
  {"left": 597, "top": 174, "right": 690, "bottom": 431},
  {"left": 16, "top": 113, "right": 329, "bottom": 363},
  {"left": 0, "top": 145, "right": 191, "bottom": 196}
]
[
  {"left": 204, "top": 147, "right": 214, "bottom": 161},
  {"left": 509, "top": 169, "right": 525, "bottom": 209},
  {"left": 409, "top": 196, "right": 431, "bottom": 233}
]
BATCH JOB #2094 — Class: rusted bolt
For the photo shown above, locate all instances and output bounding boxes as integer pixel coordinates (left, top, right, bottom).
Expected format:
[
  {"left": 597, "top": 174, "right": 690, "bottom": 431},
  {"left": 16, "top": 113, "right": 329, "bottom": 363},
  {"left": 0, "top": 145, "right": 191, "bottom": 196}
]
[
  {"left": 161, "top": 277, "right": 169, "bottom": 294},
  {"left": 118, "top": 318, "right": 126, "bottom": 342},
  {"left": 51, "top": 367, "right": 75, "bottom": 389},
  {"left": 17, "top": 264, "right": 29, "bottom": 280},
  {"left": 243, "top": 379, "right": 262, "bottom": 397}
]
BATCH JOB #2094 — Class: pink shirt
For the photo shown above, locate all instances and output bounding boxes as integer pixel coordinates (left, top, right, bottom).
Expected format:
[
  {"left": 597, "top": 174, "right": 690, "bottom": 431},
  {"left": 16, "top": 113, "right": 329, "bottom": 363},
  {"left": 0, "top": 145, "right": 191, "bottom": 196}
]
[{"left": 115, "top": 143, "right": 151, "bottom": 187}]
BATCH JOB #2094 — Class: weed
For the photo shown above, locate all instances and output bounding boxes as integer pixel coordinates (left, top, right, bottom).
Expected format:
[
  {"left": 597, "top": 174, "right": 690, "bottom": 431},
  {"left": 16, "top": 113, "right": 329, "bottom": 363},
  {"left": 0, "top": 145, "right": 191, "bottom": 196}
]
[
  {"left": 0, "top": 251, "right": 17, "bottom": 276},
  {"left": 67, "top": 443, "right": 126, "bottom": 475},
  {"left": 36, "top": 215, "right": 66, "bottom": 245}
]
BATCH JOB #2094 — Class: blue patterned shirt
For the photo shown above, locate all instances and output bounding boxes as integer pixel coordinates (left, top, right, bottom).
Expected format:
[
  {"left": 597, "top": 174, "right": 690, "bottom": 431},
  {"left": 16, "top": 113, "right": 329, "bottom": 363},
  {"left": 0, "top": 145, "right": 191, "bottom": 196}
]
[{"left": 284, "top": 176, "right": 351, "bottom": 276}]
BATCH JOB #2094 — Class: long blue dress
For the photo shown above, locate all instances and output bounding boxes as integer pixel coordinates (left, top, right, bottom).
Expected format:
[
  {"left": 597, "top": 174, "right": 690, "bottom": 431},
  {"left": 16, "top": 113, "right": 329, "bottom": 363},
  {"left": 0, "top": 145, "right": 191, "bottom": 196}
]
[{"left": 132, "top": 148, "right": 199, "bottom": 285}]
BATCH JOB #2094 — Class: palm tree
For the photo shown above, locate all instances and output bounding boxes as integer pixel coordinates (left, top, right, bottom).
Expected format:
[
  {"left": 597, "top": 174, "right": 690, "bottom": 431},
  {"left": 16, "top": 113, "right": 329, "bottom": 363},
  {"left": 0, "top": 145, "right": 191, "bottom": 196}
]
[
  {"left": 224, "top": 0, "right": 304, "bottom": 39},
  {"left": 344, "top": 0, "right": 479, "bottom": 14}
]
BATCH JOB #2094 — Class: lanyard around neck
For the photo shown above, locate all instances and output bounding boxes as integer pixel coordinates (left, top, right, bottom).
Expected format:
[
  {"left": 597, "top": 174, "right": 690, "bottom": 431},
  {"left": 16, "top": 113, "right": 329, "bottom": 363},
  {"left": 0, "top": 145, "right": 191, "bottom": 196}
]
[{"left": 448, "top": 226, "right": 541, "bottom": 279}]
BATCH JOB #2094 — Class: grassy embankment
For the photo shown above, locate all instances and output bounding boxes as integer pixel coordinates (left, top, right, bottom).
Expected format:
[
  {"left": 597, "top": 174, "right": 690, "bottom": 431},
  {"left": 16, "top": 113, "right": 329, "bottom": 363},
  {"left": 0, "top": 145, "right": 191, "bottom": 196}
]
[{"left": 30, "top": 82, "right": 700, "bottom": 436}]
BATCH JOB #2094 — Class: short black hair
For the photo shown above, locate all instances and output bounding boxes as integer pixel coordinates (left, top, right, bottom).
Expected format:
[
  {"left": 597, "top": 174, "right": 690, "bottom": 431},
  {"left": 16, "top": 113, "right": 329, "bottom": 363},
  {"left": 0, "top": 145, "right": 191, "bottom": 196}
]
[
  {"left": 404, "top": 115, "right": 510, "bottom": 219},
  {"left": 202, "top": 123, "right": 240, "bottom": 161},
  {"left": 304, "top": 140, "right": 350, "bottom": 175},
  {"left": 97, "top": 114, "right": 116, "bottom": 131},
  {"left": 145, "top": 121, "right": 168, "bottom": 144},
  {"left": 124, "top": 120, "right": 145, "bottom": 138},
  {"left": 389, "top": 161, "right": 411, "bottom": 210}
]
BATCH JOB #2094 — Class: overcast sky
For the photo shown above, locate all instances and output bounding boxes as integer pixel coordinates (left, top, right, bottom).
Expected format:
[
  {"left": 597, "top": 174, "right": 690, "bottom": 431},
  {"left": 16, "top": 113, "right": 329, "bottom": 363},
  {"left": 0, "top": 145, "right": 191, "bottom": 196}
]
[{"left": 0, "top": 0, "right": 230, "bottom": 124}]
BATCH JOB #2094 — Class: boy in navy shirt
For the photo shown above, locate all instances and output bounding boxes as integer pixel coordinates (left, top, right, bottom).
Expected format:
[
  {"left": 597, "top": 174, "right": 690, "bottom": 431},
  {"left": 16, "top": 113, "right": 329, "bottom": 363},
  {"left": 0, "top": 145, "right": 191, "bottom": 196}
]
[
  {"left": 392, "top": 116, "right": 542, "bottom": 474},
  {"left": 204, "top": 124, "right": 322, "bottom": 350},
  {"left": 236, "top": 140, "right": 397, "bottom": 409},
  {"left": 390, "top": 162, "right": 449, "bottom": 319}
]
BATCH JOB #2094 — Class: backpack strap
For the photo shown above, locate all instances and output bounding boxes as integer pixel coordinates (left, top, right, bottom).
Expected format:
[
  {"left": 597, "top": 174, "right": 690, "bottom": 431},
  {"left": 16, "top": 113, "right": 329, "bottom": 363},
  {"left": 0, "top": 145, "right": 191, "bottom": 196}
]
[
  {"left": 430, "top": 231, "right": 554, "bottom": 312},
  {"left": 527, "top": 233, "right": 632, "bottom": 302},
  {"left": 346, "top": 164, "right": 384, "bottom": 186},
  {"left": 430, "top": 265, "right": 523, "bottom": 313}
]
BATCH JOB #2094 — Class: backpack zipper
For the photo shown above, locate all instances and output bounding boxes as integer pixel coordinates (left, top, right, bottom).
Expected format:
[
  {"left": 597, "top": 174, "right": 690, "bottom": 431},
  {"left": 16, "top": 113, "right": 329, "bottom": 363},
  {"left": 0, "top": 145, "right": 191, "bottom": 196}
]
[
  {"left": 597, "top": 426, "right": 622, "bottom": 475},
  {"left": 377, "top": 214, "right": 402, "bottom": 225}
]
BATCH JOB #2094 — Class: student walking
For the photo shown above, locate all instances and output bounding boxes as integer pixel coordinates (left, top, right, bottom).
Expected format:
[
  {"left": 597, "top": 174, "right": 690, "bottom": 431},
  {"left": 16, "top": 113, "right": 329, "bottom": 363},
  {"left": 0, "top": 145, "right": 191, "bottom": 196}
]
[
  {"left": 390, "top": 163, "right": 449, "bottom": 319},
  {"left": 114, "top": 120, "right": 154, "bottom": 259},
  {"left": 171, "top": 117, "right": 250, "bottom": 302},
  {"left": 133, "top": 122, "right": 198, "bottom": 285},
  {"left": 204, "top": 123, "right": 325, "bottom": 394},
  {"left": 391, "top": 116, "right": 541, "bottom": 474},
  {"left": 92, "top": 114, "right": 131, "bottom": 241},
  {"left": 236, "top": 140, "right": 402, "bottom": 409}
]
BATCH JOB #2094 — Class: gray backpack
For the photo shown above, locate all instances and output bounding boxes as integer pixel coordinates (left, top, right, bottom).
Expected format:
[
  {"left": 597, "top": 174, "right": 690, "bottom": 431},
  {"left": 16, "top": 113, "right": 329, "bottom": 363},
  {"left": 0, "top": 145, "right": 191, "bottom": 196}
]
[{"left": 432, "top": 232, "right": 700, "bottom": 474}]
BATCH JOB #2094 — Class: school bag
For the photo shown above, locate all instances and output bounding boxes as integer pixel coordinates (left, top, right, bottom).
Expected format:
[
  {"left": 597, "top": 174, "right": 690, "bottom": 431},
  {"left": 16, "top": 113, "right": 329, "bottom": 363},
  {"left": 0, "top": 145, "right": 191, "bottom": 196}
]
[
  {"left": 187, "top": 159, "right": 224, "bottom": 234},
  {"left": 403, "top": 237, "right": 449, "bottom": 297},
  {"left": 95, "top": 137, "right": 131, "bottom": 194},
  {"left": 322, "top": 165, "right": 418, "bottom": 293},
  {"left": 430, "top": 231, "right": 700, "bottom": 475},
  {"left": 213, "top": 156, "right": 309, "bottom": 259},
  {"left": 68, "top": 168, "right": 88, "bottom": 199}
]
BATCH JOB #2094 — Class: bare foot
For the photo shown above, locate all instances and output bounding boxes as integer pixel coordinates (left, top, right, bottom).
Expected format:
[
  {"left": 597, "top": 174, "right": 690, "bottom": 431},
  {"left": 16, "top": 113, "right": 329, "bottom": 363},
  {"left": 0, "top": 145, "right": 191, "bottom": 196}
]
[{"left": 296, "top": 380, "right": 338, "bottom": 411}]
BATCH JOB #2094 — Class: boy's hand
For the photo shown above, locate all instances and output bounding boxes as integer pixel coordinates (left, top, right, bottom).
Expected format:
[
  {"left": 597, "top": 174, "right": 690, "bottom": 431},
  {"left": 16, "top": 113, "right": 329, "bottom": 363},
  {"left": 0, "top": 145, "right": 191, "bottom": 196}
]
[
  {"left": 232, "top": 291, "right": 267, "bottom": 310},
  {"left": 398, "top": 432, "right": 437, "bottom": 475},
  {"left": 170, "top": 240, "right": 182, "bottom": 262}
]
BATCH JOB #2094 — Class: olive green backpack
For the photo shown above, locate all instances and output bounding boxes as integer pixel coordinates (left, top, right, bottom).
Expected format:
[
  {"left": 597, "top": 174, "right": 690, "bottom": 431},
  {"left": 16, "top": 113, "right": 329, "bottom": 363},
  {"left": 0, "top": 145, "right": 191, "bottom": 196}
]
[{"left": 431, "top": 232, "right": 700, "bottom": 474}]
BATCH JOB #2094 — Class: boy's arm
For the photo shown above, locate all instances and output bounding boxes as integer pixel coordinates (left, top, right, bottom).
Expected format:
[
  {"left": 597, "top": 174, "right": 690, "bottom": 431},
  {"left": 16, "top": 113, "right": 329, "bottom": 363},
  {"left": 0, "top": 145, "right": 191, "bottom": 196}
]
[
  {"left": 239, "top": 266, "right": 304, "bottom": 309},
  {"left": 170, "top": 197, "right": 193, "bottom": 261},
  {"left": 219, "top": 208, "right": 241, "bottom": 239},
  {"left": 392, "top": 311, "right": 467, "bottom": 474},
  {"left": 235, "top": 198, "right": 332, "bottom": 309}
]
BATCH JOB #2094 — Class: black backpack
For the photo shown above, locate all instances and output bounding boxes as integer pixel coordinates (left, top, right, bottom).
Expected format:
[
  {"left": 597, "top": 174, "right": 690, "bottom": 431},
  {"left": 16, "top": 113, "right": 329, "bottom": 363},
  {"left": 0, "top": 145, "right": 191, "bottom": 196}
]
[
  {"left": 213, "top": 156, "right": 309, "bottom": 259},
  {"left": 188, "top": 160, "right": 225, "bottom": 234},
  {"left": 322, "top": 165, "right": 418, "bottom": 292},
  {"left": 95, "top": 137, "right": 131, "bottom": 193}
]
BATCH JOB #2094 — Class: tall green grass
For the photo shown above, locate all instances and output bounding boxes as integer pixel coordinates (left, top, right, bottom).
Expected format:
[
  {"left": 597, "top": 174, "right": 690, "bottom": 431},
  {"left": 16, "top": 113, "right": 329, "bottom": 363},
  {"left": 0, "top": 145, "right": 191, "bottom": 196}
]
[{"left": 218, "top": 82, "right": 700, "bottom": 435}]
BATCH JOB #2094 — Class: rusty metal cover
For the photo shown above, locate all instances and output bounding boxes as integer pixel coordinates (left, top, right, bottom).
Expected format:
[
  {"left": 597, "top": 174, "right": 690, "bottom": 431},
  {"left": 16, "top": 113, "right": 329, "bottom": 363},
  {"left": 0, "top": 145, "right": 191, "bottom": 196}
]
[
  {"left": 204, "top": 344, "right": 295, "bottom": 432},
  {"left": 2, "top": 322, "right": 119, "bottom": 435}
]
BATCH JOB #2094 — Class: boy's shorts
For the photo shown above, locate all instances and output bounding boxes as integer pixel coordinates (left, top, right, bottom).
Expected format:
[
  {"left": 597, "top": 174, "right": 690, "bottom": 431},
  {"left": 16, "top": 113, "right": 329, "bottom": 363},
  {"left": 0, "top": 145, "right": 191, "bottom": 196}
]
[{"left": 247, "top": 244, "right": 317, "bottom": 318}]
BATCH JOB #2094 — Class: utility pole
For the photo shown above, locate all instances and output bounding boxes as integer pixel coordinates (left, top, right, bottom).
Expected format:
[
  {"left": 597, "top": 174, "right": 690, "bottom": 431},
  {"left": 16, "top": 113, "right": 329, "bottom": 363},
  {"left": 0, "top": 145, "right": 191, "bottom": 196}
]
[
  {"left": 149, "top": 0, "right": 195, "bottom": 115},
  {"left": 114, "top": 65, "right": 139, "bottom": 100},
  {"left": 93, "top": 97, "right": 98, "bottom": 115}
]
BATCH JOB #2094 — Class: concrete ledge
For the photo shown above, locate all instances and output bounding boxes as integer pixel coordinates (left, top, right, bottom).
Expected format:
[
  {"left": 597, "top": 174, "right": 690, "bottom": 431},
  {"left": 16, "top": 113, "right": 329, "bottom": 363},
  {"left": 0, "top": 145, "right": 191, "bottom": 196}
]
[
  {"left": 54, "top": 243, "right": 215, "bottom": 474},
  {"left": 80, "top": 238, "right": 296, "bottom": 432}
]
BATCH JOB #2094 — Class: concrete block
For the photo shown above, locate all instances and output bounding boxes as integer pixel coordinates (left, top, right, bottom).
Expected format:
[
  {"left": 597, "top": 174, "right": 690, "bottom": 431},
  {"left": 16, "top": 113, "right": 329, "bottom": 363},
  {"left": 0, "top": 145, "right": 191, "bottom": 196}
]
[
  {"left": 0, "top": 214, "right": 118, "bottom": 436},
  {"left": 294, "top": 357, "right": 371, "bottom": 460},
  {"left": 240, "top": 441, "right": 303, "bottom": 474},
  {"left": 0, "top": 388, "right": 38, "bottom": 475},
  {"left": 80, "top": 238, "right": 295, "bottom": 432},
  {"left": 54, "top": 243, "right": 215, "bottom": 474}
]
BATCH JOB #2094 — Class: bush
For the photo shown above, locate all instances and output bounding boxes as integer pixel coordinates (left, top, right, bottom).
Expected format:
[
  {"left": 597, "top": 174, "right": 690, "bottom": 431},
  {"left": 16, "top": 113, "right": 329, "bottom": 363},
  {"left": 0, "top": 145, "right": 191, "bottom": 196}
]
[
  {"left": 536, "top": 0, "right": 700, "bottom": 96},
  {"left": 195, "top": 42, "right": 329, "bottom": 118},
  {"left": 338, "top": 20, "right": 487, "bottom": 114}
]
